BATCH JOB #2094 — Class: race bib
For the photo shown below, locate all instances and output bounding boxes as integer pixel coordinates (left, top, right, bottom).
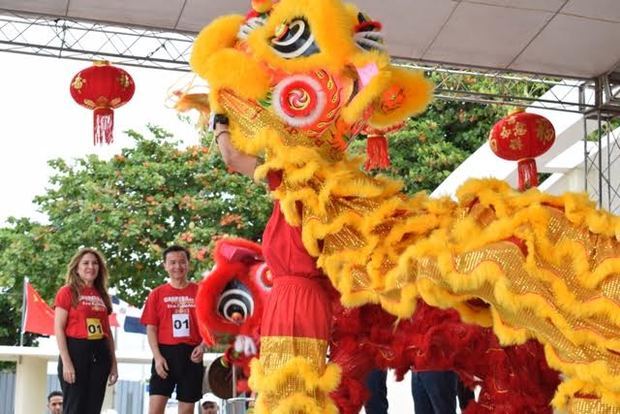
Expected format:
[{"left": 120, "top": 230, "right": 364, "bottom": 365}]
[
  {"left": 86, "top": 318, "right": 104, "bottom": 340},
  {"left": 172, "top": 313, "right": 190, "bottom": 338}
]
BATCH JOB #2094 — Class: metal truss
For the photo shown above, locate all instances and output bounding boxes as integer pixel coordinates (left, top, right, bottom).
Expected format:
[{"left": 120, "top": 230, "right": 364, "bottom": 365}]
[
  {"left": 579, "top": 73, "right": 620, "bottom": 214},
  {"left": 0, "top": 10, "right": 194, "bottom": 71},
  {"left": 393, "top": 59, "right": 597, "bottom": 114},
  {"left": 583, "top": 111, "right": 620, "bottom": 214},
  {"left": 1, "top": 10, "right": 619, "bottom": 211},
  {"left": 0, "top": 10, "right": 605, "bottom": 112}
]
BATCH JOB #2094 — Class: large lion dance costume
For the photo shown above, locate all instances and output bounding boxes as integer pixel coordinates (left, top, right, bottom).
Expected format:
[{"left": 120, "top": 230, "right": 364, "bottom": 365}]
[
  {"left": 187, "top": 0, "right": 620, "bottom": 412},
  {"left": 198, "top": 238, "right": 562, "bottom": 413}
]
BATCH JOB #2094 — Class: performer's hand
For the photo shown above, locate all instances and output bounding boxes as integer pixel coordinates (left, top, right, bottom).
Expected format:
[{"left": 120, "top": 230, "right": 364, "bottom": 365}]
[
  {"left": 154, "top": 355, "right": 169, "bottom": 379},
  {"left": 234, "top": 335, "right": 257, "bottom": 356},
  {"left": 63, "top": 359, "right": 76, "bottom": 384},
  {"left": 108, "top": 362, "right": 118, "bottom": 385},
  {"left": 190, "top": 344, "right": 205, "bottom": 363},
  {"left": 212, "top": 114, "right": 257, "bottom": 177}
]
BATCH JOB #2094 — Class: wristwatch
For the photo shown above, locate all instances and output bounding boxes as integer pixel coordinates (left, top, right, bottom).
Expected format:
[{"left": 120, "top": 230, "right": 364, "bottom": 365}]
[{"left": 213, "top": 113, "right": 229, "bottom": 126}]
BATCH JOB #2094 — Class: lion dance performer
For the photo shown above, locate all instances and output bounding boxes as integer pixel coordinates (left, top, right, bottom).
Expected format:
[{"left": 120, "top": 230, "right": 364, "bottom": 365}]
[{"left": 187, "top": 0, "right": 620, "bottom": 412}]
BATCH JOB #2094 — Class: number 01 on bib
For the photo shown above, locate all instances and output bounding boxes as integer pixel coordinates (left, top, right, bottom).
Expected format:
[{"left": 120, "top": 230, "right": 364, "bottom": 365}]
[
  {"left": 86, "top": 318, "right": 104, "bottom": 340},
  {"left": 172, "top": 313, "right": 190, "bottom": 337}
]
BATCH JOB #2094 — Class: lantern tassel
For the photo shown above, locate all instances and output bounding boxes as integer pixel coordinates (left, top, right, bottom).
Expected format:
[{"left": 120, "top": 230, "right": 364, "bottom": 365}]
[
  {"left": 364, "top": 135, "right": 390, "bottom": 171},
  {"left": 93, "top": 107, "right": 114, "bottom": 145},
  {"left": 517, "top": 158, "right": 538, "bottom": 191}
]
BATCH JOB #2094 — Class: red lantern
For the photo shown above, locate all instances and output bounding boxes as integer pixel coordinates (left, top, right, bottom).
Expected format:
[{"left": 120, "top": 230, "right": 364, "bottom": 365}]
[
  {"left": 488, "top": 108, "right": 555, "bottom": 191},
  {"left": 70, "top": 61, "right": 135, "bottom": 145}
]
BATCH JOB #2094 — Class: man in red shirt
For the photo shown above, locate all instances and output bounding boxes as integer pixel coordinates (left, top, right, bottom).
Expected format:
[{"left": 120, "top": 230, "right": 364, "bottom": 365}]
[{"left": 141, "top": 245, "right": 205, "bottom": 414}]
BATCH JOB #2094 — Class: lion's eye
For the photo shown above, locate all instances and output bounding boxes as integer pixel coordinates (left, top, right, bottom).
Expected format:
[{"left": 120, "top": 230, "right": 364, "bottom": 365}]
[
  {"left": 270, "top": 18, "right": 320, "bottom": 59},
  {"left": 217, "top": 280, "right": 254, "bottom": 324}
]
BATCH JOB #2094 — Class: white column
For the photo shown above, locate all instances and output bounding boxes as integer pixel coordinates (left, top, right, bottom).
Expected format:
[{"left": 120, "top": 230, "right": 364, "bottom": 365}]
[{"left": 14, "top": 355, "right": 47, "bottom": 414}]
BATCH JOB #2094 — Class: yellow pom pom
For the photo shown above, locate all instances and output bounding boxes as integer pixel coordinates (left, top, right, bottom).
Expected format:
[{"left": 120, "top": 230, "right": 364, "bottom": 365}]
[{"left": 251, "top": 0, "right": 273, "bottom": 13}]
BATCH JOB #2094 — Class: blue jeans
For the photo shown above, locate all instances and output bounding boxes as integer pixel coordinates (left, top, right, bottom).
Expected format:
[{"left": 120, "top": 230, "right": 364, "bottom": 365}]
[
  {"left": 364, "top": 369, "right": 389, "bottom": 414},
  {"left": 365, "top": 369, "right": 472, "bottom": 413},
  {"left": 411, "top": 371, "right": 458, "bottom": 414}
]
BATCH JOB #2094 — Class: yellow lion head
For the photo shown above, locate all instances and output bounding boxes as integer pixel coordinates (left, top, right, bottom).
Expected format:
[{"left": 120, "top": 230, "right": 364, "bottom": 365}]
[{"left": 189, "top": 0, "right": 433, "bottom": 160}]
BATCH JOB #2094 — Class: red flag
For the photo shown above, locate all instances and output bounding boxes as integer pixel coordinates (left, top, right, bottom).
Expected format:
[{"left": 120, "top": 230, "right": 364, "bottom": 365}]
[
  {"left": 108, "top": 312, "right": 120, "bottom": 328},
  {"left": 23, "top": 281, "right": 55, "bottom": 336}
]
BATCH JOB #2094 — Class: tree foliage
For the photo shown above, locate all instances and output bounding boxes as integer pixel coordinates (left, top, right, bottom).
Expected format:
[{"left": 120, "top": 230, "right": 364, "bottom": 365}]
[
  {"left": 0, "top": 218, "right": 64, "bottom": 347},
  {"left": 382, "top": 100, "right": 506, "bottom": 195},
  {"left": 0, "top": 125, "right": 271, "bottom": 345}
]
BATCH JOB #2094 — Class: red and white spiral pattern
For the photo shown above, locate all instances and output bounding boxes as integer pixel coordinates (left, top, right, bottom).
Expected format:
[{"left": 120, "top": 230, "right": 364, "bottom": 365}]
[{"left": 272, "top": 74, "right": 326, "bottom": 128}]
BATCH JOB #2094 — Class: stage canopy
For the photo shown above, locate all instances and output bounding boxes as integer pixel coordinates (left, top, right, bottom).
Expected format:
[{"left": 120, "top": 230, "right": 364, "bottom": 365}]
[{"left": 1, "top": 0, "right": 619, "bottom": 79}]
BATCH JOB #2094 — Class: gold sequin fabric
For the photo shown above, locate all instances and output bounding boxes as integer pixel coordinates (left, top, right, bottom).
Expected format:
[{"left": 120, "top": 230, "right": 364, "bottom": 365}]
[
  {"left": 249, "top": 336, "right": 340, "bottom": 414},
  {"left": 248, "top": 132, "right": 620, "bottom": 410},
  {"left": 569, "top": 397, "right": 620, "bottom": 414},
  {"left": 260, "top": 336, "right": 328, "bottom": 374}
]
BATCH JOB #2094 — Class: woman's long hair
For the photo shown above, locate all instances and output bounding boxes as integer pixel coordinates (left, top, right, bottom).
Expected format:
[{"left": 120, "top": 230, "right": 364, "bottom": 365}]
[{"left": 64, "top": 247, "right": 113, "bottom": 313}]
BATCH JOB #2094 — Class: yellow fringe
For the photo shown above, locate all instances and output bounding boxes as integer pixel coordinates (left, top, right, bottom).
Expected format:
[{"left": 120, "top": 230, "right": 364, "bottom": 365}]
[
  {"left": 368, "top": 67, "right": 434, "bottom": 128},
  {"left": 251, "top": 139, "right": 620, "bottom": 410},
  {"left": 553, "top": 379, "right": 620, "bottom": 411},
  {"left": 190, "top": 14, "right": 246, "bottom": 76},
  {"left": 341, "top": 69, "right": 393, "bottom": 124},
  {"left": 197, "top": 49, "right": 272, "bottom": 113},
  {"left": 249, "top": 357, "right": 341, "bottom": 414}
]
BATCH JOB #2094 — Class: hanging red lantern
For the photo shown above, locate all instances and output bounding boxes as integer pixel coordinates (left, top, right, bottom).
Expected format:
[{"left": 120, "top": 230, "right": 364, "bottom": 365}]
[
  {"left": 488, "top": 108, "right": 555, "bottom": 191},
  {"left": 70, "top": 61, "right": 135, "bottom": 145}
]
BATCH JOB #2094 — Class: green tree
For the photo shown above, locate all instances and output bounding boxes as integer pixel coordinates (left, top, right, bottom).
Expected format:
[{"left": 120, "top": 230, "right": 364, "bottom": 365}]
[
  {"left": 383, "top": 100, "right": 506, "bottom": 195},
  {"left": 0, "top": 218, "right": 64, "bottom": 347},
  {"left": 0, "top": 125, "right": 271, "bottom": 346},
  {"left": 34, "top": 125, "right": 271, "bottom": 301}
]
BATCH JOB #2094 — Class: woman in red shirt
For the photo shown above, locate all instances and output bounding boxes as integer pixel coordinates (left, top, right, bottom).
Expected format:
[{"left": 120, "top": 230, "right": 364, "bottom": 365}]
[{"left": 54, "top": 248, "right": 118, "bottom": 414}]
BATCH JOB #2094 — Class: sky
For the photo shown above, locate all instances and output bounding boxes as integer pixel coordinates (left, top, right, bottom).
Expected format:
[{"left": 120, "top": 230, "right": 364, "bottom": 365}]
[{"left": 0, "top": 51, "right": 200, "bottom": 225}]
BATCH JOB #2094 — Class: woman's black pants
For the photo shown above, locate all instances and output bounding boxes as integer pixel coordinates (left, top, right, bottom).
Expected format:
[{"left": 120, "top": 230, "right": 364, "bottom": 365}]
[{"left": 58, "top": 337, "right": 111, "bottom": 414}]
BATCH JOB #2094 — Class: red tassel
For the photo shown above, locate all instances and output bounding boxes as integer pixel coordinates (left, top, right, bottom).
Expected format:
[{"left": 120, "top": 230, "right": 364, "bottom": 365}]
[
  {"left": 364, "top": 135, "right": 390, "bottom": 171},
  {"left": 93, "top": 107, "right": 114, "bottom": 145},
  {"left": 517, "top": 158, "right": 538, "bottom": 191}
]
